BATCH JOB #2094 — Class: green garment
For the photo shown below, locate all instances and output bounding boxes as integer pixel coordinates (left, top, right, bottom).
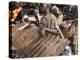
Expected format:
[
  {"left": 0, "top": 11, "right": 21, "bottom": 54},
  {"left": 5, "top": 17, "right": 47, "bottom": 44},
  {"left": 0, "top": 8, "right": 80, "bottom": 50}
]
[{"left": 41, "top": 13, "right": 57, "bottom": 29}]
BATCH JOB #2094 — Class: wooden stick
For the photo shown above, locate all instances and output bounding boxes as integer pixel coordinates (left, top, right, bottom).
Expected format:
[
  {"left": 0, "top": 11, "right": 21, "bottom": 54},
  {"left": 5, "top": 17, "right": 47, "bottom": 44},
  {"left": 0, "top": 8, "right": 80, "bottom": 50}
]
[
  {"left": 18, "top": 23, "right": 29, "bottom": 31},
  {"left": 56, "top": 23, "right": 64, "bottom": 39}
]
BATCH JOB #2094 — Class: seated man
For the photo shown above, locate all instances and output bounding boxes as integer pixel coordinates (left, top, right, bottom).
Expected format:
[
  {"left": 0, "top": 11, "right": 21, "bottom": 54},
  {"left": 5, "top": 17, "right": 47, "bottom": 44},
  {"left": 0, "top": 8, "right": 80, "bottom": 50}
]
[{"left": 39, "top": 4, "right": 58, "bottom": 36}]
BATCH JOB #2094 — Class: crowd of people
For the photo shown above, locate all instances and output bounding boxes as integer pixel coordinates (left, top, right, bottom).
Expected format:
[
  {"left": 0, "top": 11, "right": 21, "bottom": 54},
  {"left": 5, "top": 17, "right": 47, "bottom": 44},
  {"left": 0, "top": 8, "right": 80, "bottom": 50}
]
[{"left": 9, "top": 1, "right": 77, "bottom": 26}]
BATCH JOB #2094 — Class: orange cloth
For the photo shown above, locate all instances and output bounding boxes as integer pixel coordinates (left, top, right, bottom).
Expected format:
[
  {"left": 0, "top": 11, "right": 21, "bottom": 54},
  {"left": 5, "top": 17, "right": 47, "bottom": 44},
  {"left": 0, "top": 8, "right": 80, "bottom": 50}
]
[{"left": 12, "top": 7, "right": 22, "bottom": 19}]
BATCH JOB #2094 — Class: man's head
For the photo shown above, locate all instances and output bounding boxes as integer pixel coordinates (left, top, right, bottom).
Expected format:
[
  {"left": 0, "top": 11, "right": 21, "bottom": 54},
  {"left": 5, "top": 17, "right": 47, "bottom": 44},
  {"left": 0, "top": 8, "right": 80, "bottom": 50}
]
[{"left": 42, "top": 4, "right": 51, "bottom": 15}]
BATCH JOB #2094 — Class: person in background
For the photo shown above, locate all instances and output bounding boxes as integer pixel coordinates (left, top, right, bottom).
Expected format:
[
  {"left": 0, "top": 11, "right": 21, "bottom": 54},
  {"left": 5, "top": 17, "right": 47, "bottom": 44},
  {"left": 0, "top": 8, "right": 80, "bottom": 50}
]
[
  {"left": 51, "top": 5, "right": 63, "bottom": 26},
  {"left": 10, "top": 2, "right": 22, "bottom": 26}
]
